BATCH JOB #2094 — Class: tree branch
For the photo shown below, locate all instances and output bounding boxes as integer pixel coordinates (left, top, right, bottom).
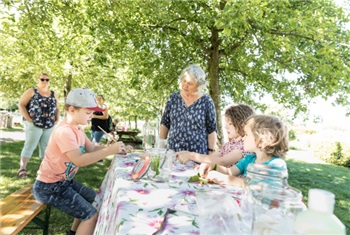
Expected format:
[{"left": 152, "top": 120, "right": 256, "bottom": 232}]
[{"left": 268, "top": 29, "right": 315, "bottom": 41}]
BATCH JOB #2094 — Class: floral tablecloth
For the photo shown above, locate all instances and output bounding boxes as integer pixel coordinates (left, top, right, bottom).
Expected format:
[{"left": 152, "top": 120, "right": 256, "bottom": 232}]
[{"left": 93, "top": 153, "right": 242, "bottom": 235}]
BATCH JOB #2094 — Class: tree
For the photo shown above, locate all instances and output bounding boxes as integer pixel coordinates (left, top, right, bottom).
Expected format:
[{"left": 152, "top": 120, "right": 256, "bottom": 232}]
[{"left": 1, "top": 0, "right": 349, "bottom": 143}]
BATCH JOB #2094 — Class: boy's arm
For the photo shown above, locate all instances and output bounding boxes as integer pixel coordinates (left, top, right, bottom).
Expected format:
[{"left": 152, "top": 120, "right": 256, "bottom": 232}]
[
  {"left": 66, "top": 142, "right": 125, "bottom": 167},
  {"left": 207, "top": 170, "right": 245, "bottom": 187},
  {"left": 216, "top": 164, "right": 241, "bottom": 176}
]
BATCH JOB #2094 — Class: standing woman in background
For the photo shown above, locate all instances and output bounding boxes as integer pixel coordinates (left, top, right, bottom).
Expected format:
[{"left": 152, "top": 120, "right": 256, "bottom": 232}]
[
  {"left": 17, "top": 73, "right": 60, "bottom": 178},
  {"left": 90, "top": 95, "right": 108, "bottom": 144},
  {"left": 160, "top": 64, "right": 217, "bottom": 155}
]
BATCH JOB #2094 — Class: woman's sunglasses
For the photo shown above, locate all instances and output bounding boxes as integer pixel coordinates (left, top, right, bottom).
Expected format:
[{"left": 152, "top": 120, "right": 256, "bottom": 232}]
[{"left": 40, "top": 78, "right": 50, "bottom": 82}]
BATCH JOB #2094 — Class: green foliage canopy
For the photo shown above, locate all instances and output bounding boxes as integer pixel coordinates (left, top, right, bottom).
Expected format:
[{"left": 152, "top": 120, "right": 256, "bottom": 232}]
[{"left": 0, "top": 0, "right": 349, "bottom": 140}]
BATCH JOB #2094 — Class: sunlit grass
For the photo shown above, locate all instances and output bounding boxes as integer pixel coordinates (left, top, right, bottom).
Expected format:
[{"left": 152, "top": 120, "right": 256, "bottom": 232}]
[{"left": 287, "top": 158, "right": 350, "bottom": 234}]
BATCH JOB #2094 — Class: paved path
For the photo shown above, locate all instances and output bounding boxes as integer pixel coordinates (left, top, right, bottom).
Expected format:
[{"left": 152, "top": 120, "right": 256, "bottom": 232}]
[
  {"left": 0, "top": 130, "right": 25, "bottom": 145},
  {"left": 287, "top": 149, "right": 325, "bottom": 164}
]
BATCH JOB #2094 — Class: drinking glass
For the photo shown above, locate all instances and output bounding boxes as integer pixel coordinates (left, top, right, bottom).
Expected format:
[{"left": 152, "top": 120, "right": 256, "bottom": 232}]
[{"left": 147, "top": 148, "right": 172, "bottom": 182}]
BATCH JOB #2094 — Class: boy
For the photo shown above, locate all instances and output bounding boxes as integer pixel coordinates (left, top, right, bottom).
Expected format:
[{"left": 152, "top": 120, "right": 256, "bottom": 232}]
[{"left": 32, "top": 88, "right": 130, "bottom": 235}]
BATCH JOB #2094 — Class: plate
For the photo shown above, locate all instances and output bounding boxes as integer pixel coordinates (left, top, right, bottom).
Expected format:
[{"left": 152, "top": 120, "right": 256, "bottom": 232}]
[{"left": 131, "top": 156, "right": 150, "bottom": 180}]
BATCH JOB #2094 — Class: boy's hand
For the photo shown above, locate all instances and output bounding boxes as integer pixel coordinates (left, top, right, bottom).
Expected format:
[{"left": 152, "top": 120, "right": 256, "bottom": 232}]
[
  {"left": 109, "top": 141, "right": 126, "bottom": 154},
  {"left": 125, "top": 145, "right": 134, "bottom": 153}
]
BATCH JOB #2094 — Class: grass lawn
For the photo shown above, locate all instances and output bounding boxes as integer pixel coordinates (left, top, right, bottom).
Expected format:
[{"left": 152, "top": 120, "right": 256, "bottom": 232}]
[{"left": 0, "top": 128, "right": 349, "bottom": 234}]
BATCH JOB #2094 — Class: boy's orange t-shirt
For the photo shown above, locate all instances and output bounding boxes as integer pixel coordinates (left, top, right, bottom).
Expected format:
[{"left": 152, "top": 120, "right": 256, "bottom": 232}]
[{"left": 37, "top": 120, "right": 93, "bottom": 183}]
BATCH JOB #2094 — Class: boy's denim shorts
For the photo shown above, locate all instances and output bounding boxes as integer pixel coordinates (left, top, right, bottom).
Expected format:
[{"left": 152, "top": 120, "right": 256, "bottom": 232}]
[{"left": 33, "top": 179, "right": 97, "bottom": 221}]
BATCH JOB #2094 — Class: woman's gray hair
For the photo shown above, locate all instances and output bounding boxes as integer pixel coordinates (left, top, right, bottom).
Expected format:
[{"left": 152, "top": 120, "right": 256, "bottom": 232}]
[{"left": 179, "top": 64, "right": 207, "bottom": 92}]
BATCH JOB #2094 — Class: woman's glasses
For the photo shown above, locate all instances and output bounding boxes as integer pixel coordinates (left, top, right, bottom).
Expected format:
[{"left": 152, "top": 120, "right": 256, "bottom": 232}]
[{"left": 40, "top": 78, "right": 50, "bottom": 82}]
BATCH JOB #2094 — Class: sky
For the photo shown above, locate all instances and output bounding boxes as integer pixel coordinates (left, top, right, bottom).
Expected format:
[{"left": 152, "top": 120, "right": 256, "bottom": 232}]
[{"left": 306, "top": 98, "right": 350, "bottom": 130}]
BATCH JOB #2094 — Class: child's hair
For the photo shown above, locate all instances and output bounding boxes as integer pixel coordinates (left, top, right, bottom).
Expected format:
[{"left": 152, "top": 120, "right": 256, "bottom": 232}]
[
  {"left": 225, "top": 104, "right": 255, "bottom": 137},
  {"left": 245, "top": 114, "right": 289, "bottom": 158},
  {"left": 63, "top": 104, "right": 82, "bottom": 111}
]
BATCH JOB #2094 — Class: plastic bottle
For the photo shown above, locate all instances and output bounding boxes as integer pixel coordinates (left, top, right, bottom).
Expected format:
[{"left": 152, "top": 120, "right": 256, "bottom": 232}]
[{"left": 294, "top": 189, "right": 346, "bottom": 235}]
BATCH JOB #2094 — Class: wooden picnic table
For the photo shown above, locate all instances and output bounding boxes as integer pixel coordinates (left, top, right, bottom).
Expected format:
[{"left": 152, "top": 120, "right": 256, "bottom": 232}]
[{"left": 116, "top": 130, "right": 142, "bottom": 148}]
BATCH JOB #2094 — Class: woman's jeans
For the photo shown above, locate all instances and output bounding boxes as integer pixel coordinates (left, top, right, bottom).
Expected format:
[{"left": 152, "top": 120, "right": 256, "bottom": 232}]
[
  {"left": 21, "top": 121, "right": 54, "bottom": 158},
  {"left": 33, "top": 180, "right": 97, "bottom": 221},
  {"left": 91, "top": 130, "right": 104, "bottom": 143}
]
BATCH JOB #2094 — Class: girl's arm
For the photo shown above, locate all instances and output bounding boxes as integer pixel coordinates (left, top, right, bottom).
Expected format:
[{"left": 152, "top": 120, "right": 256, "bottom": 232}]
[{"left": 223, "top": 150, "right": 244, "bottom": 165}]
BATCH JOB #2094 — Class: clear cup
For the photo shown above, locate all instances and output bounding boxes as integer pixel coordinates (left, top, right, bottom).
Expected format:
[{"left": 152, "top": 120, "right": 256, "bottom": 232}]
[{"left": 147, "top": 148, "right": 172, "bottom": 182}]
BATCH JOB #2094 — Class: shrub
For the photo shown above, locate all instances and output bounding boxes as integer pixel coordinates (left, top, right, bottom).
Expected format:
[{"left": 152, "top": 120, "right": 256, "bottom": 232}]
[
  {"left": 313, "top": 141, "right": 350, "bottom": 168},
  {"left": 289, "top": 129, "right": 297, "bottom": 141}
]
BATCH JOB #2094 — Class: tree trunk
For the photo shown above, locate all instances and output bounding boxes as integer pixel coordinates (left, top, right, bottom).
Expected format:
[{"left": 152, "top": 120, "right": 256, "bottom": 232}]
[
  {"left": 63, "top": 72, "right": 72, "bottom": 117},
  {"left": 207, "top": 27, "right": 223, "bottom": 145},
  {"left": 64, "top": 73, "right": 72, "bottom": 99}
]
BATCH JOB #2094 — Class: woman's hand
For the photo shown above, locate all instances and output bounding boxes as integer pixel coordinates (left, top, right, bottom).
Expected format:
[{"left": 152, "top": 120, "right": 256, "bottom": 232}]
[{"left": 175, "top": 151, "right": 192, "bottom": 164}]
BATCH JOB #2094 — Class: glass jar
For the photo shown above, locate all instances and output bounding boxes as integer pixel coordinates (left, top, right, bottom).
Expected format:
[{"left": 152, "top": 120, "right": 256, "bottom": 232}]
[
  {"left": 143, "top": 121, "right": 159, "bottom": 151},
  {"left": 147, "top": 148, "right": 173, "bottom": 182},
  {"left": 240, "top": 164, "right": 306, "bottom": 234}
]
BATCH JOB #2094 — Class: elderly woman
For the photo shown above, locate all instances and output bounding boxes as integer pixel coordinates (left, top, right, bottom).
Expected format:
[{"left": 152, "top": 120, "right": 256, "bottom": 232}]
[{"left": 160, "top": 64, "right": 217, "bottom": 155}]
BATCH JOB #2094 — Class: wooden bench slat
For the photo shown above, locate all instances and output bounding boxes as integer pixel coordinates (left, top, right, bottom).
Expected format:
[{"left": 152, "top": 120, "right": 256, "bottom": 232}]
[
  {"left": 0, "top": 185, "right": 32, "bottom": 217},
  {"left": 0, "top": 185, "right": 48, "bottom": 235}
]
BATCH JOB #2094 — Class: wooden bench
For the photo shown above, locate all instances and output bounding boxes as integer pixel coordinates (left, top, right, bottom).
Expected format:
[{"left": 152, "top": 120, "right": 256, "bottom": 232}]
[{"left": 0, "top": 185, "right": 51, "bottom": 235}]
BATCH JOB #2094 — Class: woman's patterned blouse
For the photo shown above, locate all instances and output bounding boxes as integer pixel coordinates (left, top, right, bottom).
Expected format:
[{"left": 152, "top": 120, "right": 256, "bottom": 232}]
[
  {"left": 27, "top": 88, "right": 57, "bottom": 129},
  {"left": 161, "top": 92, "right": 217, "bottom": 154}
]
